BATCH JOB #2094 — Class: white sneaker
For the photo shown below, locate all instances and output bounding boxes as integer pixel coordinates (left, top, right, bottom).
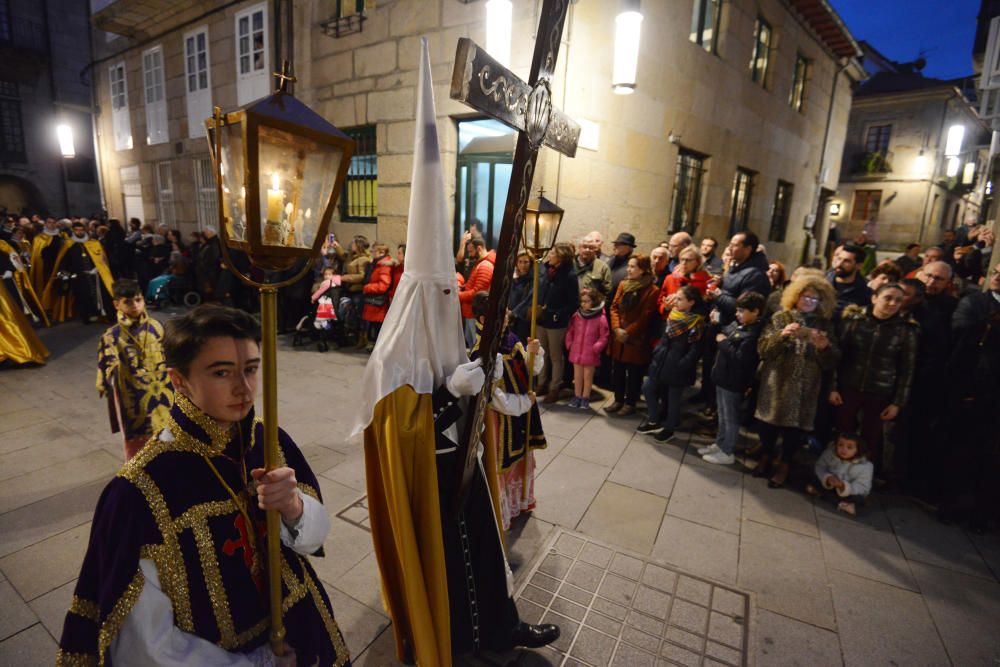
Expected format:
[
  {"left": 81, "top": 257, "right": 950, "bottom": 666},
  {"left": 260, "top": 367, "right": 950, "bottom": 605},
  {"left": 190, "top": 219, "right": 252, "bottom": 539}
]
[
  {"left": 702, "top": 451, "right": 735, "bottom": 465},
  {"left": 697, "top": 443, "right": 720, "bottom": 456}
]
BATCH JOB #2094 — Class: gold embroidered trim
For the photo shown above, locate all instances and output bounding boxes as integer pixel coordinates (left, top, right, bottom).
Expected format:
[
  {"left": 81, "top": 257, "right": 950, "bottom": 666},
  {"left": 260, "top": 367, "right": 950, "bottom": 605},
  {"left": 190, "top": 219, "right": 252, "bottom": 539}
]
[
  {"left": 298, "top": 483, "right": 320, "bottom": 501},
  {"left": 96, "top": 568, "right": 144, "bottom": 667},
  {"left": 174, "top": 500, "right": 236, "bottom": 530},
  {"left": 55, "top": 650, "right": 97, "bottom": 667},
  {"left": 69, "top": 595, "right": 100, "bottom": 623},
  {"left": 125, "top": 471, "right": 194, "bottom": 631},
  {"left": 301, "top": 561, "right": 350, "bottom": 666},
  {"left": 191, "top": 519, "right": 238, "bottom": 647},
  {"left": 175, "top": 393, "right": 232, "bottom": 453}
]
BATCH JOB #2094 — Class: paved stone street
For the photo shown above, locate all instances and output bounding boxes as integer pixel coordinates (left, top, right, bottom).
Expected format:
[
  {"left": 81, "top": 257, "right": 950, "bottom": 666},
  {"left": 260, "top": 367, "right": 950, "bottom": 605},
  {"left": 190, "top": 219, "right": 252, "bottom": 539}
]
[{"left": 2, "top": 315, "right": 1000, "bottom": 666}]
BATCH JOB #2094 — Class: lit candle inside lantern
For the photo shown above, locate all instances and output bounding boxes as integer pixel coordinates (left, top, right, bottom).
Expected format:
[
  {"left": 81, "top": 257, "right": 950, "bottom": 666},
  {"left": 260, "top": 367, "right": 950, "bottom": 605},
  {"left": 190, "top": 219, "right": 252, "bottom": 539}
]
[{"left": 266, "top": 172, "right": 284, "bottom": 222}]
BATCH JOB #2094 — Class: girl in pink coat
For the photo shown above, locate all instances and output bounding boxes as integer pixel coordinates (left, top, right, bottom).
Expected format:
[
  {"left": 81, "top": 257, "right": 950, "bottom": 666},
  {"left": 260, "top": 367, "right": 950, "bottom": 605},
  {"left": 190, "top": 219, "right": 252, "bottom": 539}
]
[{"left": 565, "top": 287, "right": 610, "bottom": 409}]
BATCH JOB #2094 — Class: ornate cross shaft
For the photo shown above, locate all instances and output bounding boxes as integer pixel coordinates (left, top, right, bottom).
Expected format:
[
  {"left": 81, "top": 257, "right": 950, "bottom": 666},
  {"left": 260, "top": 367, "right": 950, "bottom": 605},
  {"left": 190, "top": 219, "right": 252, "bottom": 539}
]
[{"left": 449, "top": 0, "right": 580, "bottom": 513}]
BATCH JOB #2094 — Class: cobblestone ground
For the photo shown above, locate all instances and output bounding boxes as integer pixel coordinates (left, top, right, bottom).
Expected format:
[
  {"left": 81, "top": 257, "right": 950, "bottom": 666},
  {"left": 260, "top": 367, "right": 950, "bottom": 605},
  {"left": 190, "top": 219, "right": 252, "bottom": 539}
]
[{"left": 2, "top": 314, "right": 999, "bottom": 665}]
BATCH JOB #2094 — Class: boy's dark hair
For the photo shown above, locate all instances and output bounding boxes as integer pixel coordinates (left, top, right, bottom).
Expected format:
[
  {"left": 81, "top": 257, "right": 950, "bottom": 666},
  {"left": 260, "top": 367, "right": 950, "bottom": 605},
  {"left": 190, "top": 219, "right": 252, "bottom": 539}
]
[
  {"left": 836, "top": 432, "right": 867, "bottom": 457},
  {"left": 678, "top": 284, "right": 703, "bottom": 305},
  {"left": 472, "top": 290, "right": 490, "bottom": 319},
  {"left": 163, "top": 304, "right": 261, "bottom": 375},
  {"left": 735, "top": 291, "right": 765, "bottom": 313},
  {"left": 112, "top": 278, "right": 142, "bottom": 300},
  {"left": 469, "top": 237, "right": 487, "bottom": 250},
  {"left": 841, "top": 244, "right": 866, "bottom": 263},
  {"left": 905, "top": 242, "right": 921, "bottom": 251},
  {"left": 398, "top": 243, "right": 406, "bottom": 252}
]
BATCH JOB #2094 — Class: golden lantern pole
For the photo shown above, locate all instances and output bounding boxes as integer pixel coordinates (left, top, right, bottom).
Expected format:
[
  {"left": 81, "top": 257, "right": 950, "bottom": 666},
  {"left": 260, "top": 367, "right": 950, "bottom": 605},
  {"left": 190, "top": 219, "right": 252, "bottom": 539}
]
[
  {"left": 522, "top": 250, "right": 541, "bottom": 502},
  {"left": 259, "top": 286, "right": 284, "bottom": 653}
]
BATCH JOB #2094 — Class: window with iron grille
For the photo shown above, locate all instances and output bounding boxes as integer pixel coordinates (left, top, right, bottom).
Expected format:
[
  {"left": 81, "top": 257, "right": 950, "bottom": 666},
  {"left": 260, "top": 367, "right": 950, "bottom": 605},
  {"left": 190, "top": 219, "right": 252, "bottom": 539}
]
[
  {"left": 790, "top": 55, "right": 810, "bottom": 112},
  {"left": 851, "top": 190, "right": 881, "bottom": 222},
  {"left": 749, "top": 17, "right": 771, "bottom": 86},
  {"left": 689, "top": 0, "right": 721, "bottom": 53},
  {"left": 670, "top": 149, "right": 707, "bottom": 234},
  {"left": 0, "top": 0, "right": 9, "bottom": 42},
  {"left": 341, "top": 125, "right": 377, "bottom": 222},
  {"left": 0, "top": 80, "right": 24, "bottom": 162},
  {"left": 194, "top": 157, "right": 219, "bottom": 230},
  {"left": 156, "top": 161, "right": 176, "bottom": 227},
  {"left": 729, "top": 167, "right": 756, "bottom": 237},
  {"left": 865, "top": 125, "right": 891, "bottom": 153},
  {"left": 768, "top": 180, "right": 793, "bottom": 242}
]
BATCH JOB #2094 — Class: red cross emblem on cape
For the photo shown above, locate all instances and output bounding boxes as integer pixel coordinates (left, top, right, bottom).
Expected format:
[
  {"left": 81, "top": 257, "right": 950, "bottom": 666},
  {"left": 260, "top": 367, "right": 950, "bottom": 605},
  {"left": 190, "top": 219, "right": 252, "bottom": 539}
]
[{"left": 223, "top": 513, "right": 268, "bottom": 592}]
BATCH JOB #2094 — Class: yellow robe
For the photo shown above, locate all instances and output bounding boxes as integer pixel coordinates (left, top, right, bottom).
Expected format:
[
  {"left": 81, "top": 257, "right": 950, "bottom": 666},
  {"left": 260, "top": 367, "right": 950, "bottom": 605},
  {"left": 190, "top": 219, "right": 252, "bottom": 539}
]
[
  {"left": 29, "top": 232, "right": 64, "bottom": 297},
  {"left": 0, "top": 239, "right": 49, "bottom": 327},
  {"left": 363, "top": 385, "right": 452, "bottom": 667},
  {"left": 0, "top": 278, "right": 49, "bottom": 365},
  {"left": 41, "top": 238, "right": 115, "bottom": 323}
]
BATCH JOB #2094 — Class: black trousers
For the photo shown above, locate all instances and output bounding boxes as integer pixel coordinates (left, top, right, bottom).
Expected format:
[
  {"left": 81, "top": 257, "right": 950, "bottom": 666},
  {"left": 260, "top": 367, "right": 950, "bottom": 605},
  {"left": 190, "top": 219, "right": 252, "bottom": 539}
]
[
  {"left": 612, "top": 360, "right": 645, "bottom": 406},
  {"left": 757, "top": 422, "right": 806, "bottom": 463}
]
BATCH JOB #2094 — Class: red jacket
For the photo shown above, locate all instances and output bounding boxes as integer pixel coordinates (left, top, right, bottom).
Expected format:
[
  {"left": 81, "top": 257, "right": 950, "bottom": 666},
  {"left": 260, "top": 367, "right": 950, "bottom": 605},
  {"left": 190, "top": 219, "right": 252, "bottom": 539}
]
[
  {"left": 459, "top": 250, "right": 496, "bottom": 318},
  {"left": 362, "top": 256, "right": 396, "bottom": 323},
  {"left": 658, "top": 269, "right": 711, "bottom": 317},
  {"left": 389, "top": 262, "right": 404, "bottom": 298}
]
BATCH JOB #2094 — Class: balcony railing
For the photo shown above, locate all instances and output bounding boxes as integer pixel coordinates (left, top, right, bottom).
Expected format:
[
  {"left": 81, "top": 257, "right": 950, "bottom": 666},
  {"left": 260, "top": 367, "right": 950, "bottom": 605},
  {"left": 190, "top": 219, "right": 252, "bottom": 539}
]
[{"left": 0, "top": 17, "right": 48, "bottom": 56}]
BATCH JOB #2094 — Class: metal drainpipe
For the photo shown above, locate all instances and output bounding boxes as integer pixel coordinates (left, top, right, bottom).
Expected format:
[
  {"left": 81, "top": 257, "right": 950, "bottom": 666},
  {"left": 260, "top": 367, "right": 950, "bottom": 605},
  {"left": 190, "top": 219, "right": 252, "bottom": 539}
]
[{"left": 804, "top": 57, "right": 849, "bottom": 266}]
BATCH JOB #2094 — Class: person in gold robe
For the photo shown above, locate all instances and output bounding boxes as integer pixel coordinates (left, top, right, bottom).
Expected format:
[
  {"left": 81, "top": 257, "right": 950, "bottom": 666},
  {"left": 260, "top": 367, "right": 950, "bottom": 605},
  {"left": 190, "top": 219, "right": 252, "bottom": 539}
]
[
  {"left": 0, "top": 237, "right": 48, "bottom": 365},
  {"left": 352, "top": 39, "right": 557, "bottom": 666},
  {"left": 42, "top": 219, "right": 115, "bottom": 323},
  {"left": 29, "top": 217, "right": 66, "bottom": 298}
]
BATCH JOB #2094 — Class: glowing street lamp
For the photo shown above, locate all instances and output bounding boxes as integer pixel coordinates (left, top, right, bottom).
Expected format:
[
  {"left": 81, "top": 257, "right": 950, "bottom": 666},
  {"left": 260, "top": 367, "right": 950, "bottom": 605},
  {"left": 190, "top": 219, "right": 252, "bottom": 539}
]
[
  {"left": 56, "top": 124, "right": 75, "bottom": 158},
  {"left": 612, "top": 0, "right": 643, "bottom": 94}
]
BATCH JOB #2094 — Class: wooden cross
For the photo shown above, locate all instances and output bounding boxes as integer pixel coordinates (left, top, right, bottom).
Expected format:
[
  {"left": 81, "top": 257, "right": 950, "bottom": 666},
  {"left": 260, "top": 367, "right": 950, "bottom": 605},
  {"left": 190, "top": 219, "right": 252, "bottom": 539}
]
[{"left": 449, "top": 0, "right": 580, "bottom": 512}]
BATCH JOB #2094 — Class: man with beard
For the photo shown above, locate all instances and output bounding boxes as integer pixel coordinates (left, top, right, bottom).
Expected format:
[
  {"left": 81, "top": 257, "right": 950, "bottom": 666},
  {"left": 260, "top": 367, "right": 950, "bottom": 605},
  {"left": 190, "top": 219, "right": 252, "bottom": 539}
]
[
  {"left": 827, "top": 244, "right": 871, "bottom": 316},
  {"left": 42, "top": 220, "right": 115, "bottom": 323},
  {"left": 700, "top": 236, "right": 723, "bottom": 275}
]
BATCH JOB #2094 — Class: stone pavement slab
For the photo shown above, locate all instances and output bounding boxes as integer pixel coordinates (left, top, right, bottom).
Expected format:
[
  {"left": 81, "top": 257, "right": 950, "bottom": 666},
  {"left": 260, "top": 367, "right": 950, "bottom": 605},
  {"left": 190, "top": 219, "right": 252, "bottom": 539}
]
[
  {"left": 0, "top": 579, "right": 38, "bottom": 641},
  {"left": 533, "top": 434, "right": 570, "bottom": 475},
  {"left": 829, "top": 569, "right": 950, "bottom": 667},
  {"left": 607, "top": 437, "right": 683, "bottom": 498},
  {"left": 0, "top": 450, "right": 120, "bottom": 515},
  {"left": 0, "top": 624, "right": 57, "bottom": 664},
  {"left": 909, "top": 561, "right": 1000, "bottom": 666},
  {"left": 665, "top": 462, "right": 744, "bottom": 536},
  {"left": 651, "top": 515, "right": 740, "bottom": 586},
  {"left": 753, "top": 609, "right": 842, "bottom": 667},
  {"left": 884, "top": 503, "right": 993, "bottom": 580},
  {"left": 817, "top": 513, "right": 918, "bottom": 591},
  {"left": 576, "top": 482, "right": 667, "bottom": 555},
  {"left": 560, "top": 417, "right": 635, "bottom": 469},
  {"left": 28, "top": 579, "right": 75, "bottom": 641},
  {"left": 532, "top": 454, "right": 610, "bottom": 529},
  {"left": 741, "top": 477, "right": 818, "bottom": 538},
  {"left": 738, "top": 520, "right": 835, "bottom": 630},
  {"left": 0, "top": 479, "right": 103, "bottom": 558},
  {"left": 0, "top": 522, "right": 91, "bottom": 601}
]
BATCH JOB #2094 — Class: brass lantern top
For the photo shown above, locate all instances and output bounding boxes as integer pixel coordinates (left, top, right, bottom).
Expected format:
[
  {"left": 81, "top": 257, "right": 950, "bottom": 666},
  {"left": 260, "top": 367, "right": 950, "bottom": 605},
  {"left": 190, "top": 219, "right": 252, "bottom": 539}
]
[
  {"left": 207, "top": 76, "right": 356, "bottom": 272},
  {"left": 521, "top": 189, "right": 565, "bottom": 258}
]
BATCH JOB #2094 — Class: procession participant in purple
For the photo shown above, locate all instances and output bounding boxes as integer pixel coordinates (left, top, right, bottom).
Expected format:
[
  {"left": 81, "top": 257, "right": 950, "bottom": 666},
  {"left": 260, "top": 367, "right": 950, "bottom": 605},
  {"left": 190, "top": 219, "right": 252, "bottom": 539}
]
[{"left": 58, "top": 305, "right": 350, "bottom": 667}]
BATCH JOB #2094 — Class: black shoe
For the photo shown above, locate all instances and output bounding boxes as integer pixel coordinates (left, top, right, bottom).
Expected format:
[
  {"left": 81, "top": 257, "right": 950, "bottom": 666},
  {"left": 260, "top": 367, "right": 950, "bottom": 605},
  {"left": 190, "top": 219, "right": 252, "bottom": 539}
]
[
  {"left": 653, "top": 429, "right": 675, "bottom": 443},
  {"left": 510, "top": 621, "right": 560, "bottom": 649},
  {"left": 637, "top": 420, "right": 662, "bottom": 434}
]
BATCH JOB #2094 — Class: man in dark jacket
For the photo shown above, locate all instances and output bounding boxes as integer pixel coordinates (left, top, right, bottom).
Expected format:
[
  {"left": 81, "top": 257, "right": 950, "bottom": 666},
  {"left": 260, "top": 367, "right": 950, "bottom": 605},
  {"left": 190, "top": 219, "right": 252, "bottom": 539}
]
[
  {"left": 827, "top": 244, "right": 871, "bottom": 316},
  {"left": 939, "top": 264, "right": 1000, "bottom": 533},
  {"left": 699, "top": 231, "right": 770, "bottom": 411},
  {"left": 195, "top": 226, "right": 222, "bottom": 302},
  {"left": 607, "top": 232, "right": 635, "bottom": 300},
  {"left": 702, "top": 291, "right": 765, "bottom": 464}
]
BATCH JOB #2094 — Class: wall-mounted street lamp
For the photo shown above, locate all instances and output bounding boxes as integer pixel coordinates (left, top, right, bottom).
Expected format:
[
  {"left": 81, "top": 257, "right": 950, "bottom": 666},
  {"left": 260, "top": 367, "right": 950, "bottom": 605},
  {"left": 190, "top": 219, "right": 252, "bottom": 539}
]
[
  {"left": 485, "top": 0, "right": 512, "bottom": 68},
  {"left": 946, "top": 156, "right": 961, "bottom": 178},
  {"left": 945, "top": 124, "right": 965, "bottom": 157},
  {"left": 56, "top": 124, "right": 75, "bottom": 158},
  {"left": 612, "top": 0, "right": 643, "bottom": 94},
  {"left": 829, "top": 202, "right": 841, "bottom": 216},
  {"left": 913, "top": 148, "right": 927, "bottom": 175}
]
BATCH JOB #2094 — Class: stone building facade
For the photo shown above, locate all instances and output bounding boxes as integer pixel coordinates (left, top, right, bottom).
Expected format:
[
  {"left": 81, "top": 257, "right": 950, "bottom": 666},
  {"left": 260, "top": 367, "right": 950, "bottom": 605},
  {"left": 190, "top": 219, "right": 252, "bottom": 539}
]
[
  {"left": 90, "top": 0, "right": 863, "bottom": 267},
  {"left": 831, "top": 44, "right": 989, "bottom": 251},
  {"left": 0, "top": 0, "right": 102, "bottom": 218}
]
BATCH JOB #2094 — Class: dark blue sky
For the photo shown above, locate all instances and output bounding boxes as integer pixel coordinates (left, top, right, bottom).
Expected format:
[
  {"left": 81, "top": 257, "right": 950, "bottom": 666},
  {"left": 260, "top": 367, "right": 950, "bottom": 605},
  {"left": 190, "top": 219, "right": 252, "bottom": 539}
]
[{"left": 832, "top": 0, "right": 980, "bottom": 79}]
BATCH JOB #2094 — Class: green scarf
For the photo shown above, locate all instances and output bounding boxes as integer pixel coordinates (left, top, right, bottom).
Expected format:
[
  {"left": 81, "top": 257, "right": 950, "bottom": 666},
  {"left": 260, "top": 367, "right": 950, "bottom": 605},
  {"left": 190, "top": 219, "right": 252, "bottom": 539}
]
[{"left": 665, "top": 308, "right": 704, "bottom": 340}]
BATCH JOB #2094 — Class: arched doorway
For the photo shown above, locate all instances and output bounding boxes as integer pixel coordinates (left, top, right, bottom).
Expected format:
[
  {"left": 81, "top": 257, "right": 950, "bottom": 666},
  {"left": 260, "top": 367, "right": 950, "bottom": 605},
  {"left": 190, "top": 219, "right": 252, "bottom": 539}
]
[{"left": 0, "top": 174, "right": 45, "bottom": 216}]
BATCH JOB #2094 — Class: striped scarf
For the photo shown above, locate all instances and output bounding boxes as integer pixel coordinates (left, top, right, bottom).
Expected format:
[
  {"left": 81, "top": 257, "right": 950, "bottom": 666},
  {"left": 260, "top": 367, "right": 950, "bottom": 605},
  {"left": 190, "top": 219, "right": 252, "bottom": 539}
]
[{"left": 665, "top": 308, "right": 704, "bottom": 340}]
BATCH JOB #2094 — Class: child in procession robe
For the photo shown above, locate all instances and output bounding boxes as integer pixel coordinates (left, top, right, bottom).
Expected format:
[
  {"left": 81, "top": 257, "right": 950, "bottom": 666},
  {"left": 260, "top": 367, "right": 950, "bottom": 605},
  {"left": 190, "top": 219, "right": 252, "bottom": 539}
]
[{"left": 60, "top": 304, "right": 350, "bottom": 667}]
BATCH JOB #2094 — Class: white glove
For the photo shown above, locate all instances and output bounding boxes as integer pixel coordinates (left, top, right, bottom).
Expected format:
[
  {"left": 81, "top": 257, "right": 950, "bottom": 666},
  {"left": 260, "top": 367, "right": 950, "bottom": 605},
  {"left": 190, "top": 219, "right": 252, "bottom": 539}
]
[
  {"left": 446, "top": 359, "right": 486, "bottom": 397},
  {"left": 1, "top": 270, "right": 11, "bottom": 280},
  {"left": 493, "top": 353, "right": 504, "bottom": 380}
]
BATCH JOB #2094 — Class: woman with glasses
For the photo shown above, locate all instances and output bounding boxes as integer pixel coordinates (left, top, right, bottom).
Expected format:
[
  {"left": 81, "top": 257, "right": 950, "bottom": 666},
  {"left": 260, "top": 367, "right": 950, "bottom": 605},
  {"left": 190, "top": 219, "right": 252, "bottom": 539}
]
[
  {"left": 754, "top": 274, "right": 840, "bottom": 487},
  {"left": 658, "top": 246, "right": 712, "bottom": 319}
]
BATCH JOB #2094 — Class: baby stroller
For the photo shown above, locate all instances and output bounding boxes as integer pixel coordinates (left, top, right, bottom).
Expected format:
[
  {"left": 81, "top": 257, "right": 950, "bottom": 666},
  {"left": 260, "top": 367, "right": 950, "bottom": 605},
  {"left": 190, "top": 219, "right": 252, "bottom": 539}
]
[
  {"left": 293, "top": 281, "right": 342, "bottom": 352},
  {"left": 147, "top": 272, "right": 201, "bottom": 310}
]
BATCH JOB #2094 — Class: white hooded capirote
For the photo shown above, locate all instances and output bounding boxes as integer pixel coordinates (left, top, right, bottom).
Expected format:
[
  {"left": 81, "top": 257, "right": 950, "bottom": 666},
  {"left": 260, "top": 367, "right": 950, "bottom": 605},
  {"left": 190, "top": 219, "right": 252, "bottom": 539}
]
[{"left": 352, "top": 37, "right": 469, "bottom": 437}]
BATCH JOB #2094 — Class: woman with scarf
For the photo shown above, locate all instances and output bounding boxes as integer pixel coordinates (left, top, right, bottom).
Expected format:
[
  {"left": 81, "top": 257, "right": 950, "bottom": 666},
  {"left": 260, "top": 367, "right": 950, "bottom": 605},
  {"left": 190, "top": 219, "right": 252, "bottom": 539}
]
[
  {"left": 658, "top": 246, "right": 712, "bottom": 317},
  {"left": 638, "top": 285, "right": 705, "bottom": 441},
  {"left": 755, "top": 274, "right": 840, "bottom": 488},
  {"left": 535, "top": 242, "right": 579, "bottom": 403},
  {"left": 606, "top": 254, "right": 659, "bottom": 416}
]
